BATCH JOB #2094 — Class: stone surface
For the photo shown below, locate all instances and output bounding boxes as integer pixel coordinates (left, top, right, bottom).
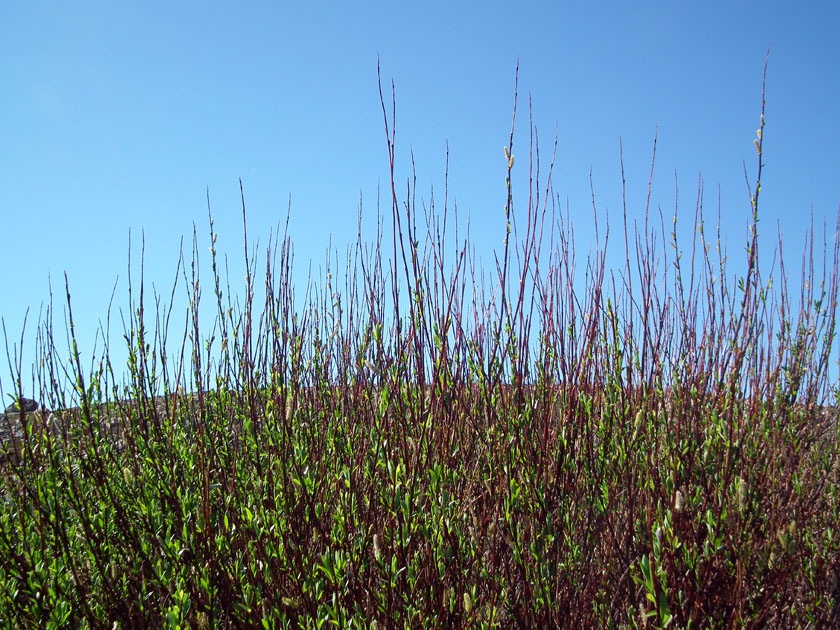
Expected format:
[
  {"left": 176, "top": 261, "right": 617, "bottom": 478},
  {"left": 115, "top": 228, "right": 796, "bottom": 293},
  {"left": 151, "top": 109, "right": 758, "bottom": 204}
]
[{"left": 4, "top": 398, "right": 40, "bottom": 414}]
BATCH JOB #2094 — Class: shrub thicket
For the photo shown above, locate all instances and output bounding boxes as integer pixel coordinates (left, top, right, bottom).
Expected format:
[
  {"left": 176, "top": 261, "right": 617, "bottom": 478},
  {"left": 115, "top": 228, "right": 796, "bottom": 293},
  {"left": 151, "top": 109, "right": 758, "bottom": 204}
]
[{"left": 1, "top": 62, "right": 838, "bottom": 629}]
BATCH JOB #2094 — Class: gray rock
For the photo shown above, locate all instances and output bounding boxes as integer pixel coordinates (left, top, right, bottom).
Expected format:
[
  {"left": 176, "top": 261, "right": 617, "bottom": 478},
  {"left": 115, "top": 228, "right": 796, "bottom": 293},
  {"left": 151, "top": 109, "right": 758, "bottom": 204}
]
[{"left": 4, "top": 398, "right": 40, "bottom": 413}]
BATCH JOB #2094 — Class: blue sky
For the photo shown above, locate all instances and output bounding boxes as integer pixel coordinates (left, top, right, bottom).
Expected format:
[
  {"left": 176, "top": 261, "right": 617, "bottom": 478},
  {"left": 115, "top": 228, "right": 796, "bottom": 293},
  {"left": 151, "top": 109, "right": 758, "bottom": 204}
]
[{"left": 2, "top": 2, "right": 839, "bottom": 397}]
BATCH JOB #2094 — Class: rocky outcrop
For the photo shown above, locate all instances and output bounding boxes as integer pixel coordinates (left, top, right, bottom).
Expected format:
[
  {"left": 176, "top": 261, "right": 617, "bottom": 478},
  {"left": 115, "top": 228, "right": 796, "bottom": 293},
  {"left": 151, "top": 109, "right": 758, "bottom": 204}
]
[
  {"left": 1, "top": 398, "right": 52, "bottom": 464},
  {"left": 4, "top": 398, "right": 41, "bottom": 414}
]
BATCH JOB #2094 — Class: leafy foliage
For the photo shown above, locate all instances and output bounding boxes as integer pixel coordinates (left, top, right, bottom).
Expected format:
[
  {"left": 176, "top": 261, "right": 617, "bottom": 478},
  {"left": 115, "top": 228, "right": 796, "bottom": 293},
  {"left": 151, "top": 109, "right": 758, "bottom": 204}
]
[{"left": 1, "top": 60, "right": 838, "bottom": 628}]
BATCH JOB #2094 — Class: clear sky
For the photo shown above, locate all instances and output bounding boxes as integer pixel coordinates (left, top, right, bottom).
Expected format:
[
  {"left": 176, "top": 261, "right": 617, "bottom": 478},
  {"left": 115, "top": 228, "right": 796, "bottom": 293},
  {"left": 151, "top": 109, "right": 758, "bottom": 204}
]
[{"left": 2, "top": 1, "right": 839, "bottom": 397}]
